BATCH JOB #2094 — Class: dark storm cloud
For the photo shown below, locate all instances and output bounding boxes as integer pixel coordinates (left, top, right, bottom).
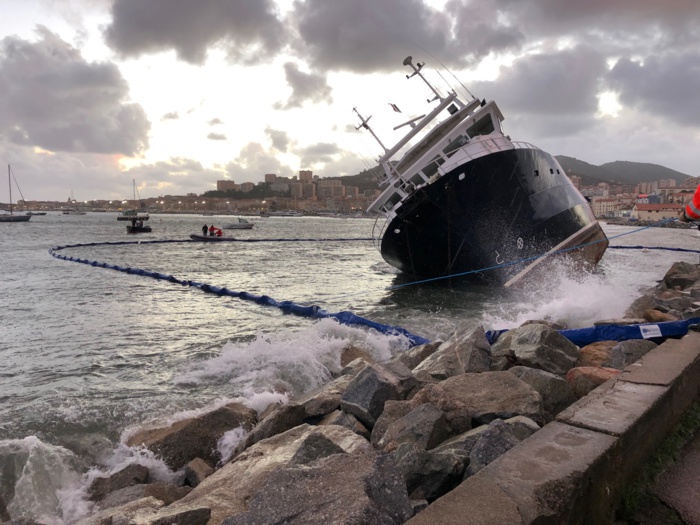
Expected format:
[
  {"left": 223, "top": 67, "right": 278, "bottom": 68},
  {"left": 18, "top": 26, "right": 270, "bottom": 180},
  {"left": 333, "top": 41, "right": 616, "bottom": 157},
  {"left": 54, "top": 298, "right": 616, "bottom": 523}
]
[
  {"left": 207, "top": 132, "right": 227, "bottom": 141},
  {"left": 290, "top": 0, "right": 452, "bottom": 73},
  {"left": 265, "top": 128, "right": 291, "bottom": 152},
  {"left": 469, "top": 46, "right": 608, "bottom": 138},
  {"left": 273, "top": 62, "right": 332, "bottom": 109},
  {"left": 104, "top": 0, "right": 287, "bottom": 65},
  {"left": 0, "top": 27, "right": 150, "bottom": 155},
  {"left": 606, "top": 52, "right": 700, "bottom": 128}
]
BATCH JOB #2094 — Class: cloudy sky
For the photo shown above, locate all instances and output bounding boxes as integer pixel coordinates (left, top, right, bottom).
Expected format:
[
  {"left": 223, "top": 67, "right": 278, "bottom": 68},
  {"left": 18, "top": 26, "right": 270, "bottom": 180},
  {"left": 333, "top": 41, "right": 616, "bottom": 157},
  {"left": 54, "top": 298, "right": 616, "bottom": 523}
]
[{"left": 1, "top": 0, "right": 699, "bottom": 202}]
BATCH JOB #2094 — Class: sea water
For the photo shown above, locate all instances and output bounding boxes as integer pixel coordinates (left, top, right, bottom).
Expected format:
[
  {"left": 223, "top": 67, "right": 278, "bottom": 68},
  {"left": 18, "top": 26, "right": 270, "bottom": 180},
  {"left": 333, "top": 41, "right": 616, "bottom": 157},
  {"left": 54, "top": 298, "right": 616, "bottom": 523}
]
[{"left": 1, "top": 213, "right": 698, "bottom": 522}]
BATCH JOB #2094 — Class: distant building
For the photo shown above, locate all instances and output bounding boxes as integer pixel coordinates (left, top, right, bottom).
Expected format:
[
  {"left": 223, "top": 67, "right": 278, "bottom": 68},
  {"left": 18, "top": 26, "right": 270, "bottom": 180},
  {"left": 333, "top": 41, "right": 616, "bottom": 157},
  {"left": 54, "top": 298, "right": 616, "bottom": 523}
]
[
  {"left": 631, "top": 203, "right": 682, "bottom": 221},
  {"left": 217, "top": 180, "right": 237, "bottom": 192},
  {"left": 265, "top": 173, "right": 277, "bottom": 183},
  {"left": 591, "top": 197, "right": 620, "bottom": 217},
  {"left": 240, "top": 182, "right": 255, "bottom": 193},
  {"left": 569, "top": 175, "right": 581, "bottom": 190},
  {"left": 299, "top": 170, "right": 313, "bottom": 183}
]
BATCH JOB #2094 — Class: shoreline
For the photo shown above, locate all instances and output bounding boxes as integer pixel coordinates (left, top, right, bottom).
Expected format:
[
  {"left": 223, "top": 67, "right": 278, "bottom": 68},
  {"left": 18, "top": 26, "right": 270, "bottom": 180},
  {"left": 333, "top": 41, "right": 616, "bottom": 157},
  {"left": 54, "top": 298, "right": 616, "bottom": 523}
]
[{"left": 4, "top": 262, "right": 700, "bottom": 524}]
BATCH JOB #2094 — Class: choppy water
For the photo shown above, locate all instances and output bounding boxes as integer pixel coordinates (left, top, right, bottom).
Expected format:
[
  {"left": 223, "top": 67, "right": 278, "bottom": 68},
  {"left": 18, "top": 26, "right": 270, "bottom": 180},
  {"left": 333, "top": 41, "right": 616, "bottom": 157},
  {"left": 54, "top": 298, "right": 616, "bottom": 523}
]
[{"left": 1, "top": 212, "right": 699, "bottom": 522}]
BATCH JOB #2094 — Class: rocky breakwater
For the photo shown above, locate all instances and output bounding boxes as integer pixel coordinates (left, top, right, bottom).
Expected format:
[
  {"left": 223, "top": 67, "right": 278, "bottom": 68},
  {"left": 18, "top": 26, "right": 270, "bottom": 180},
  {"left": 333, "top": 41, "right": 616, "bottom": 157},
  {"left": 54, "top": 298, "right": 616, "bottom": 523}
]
[{"left": 7, "top": 262, "right": 699, "bottom": 525}]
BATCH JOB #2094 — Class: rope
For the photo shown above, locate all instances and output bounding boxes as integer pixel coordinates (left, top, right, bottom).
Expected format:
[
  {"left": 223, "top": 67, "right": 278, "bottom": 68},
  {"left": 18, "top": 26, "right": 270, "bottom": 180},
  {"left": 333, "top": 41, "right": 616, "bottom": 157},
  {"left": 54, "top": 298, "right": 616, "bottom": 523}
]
[{"left": 48, "top": 241, "right": 430, "bottom": 347}]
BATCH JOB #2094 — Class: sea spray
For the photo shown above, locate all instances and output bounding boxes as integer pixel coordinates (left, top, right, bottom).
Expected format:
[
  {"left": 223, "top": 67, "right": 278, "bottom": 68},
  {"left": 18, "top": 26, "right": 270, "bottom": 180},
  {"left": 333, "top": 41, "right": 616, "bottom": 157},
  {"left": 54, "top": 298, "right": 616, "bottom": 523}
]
[{"left": 0, "top": 436, "right": 90, "bottom": 524}]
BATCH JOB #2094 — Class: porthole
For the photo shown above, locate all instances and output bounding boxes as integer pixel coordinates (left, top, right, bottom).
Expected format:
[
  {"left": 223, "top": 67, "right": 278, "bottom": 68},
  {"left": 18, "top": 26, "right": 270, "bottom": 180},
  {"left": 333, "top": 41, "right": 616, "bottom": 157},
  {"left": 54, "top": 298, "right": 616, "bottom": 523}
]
[
  {"left": 534, "top": 170, "right": 539, "bottom": 177},
  {"left": 394, "top": 228, "right": 401, "bottom": 234},
  {"left": 550, "top": 168, "right": 554, "bottom": 174},
  {"left": 459, "top": 173, "right": 465, "bottom": 181}
]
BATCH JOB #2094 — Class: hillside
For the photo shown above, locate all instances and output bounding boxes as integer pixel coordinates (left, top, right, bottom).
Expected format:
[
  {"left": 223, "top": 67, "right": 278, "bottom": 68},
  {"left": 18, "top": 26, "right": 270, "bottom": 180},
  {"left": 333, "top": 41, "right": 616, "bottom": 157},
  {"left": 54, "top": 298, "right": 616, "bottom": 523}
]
[
  {"left": 555, "top": 156, "right": 691, "bottom": 186},
  {"left": 328, "top": 156, "right": 692, "bottom": 190}
]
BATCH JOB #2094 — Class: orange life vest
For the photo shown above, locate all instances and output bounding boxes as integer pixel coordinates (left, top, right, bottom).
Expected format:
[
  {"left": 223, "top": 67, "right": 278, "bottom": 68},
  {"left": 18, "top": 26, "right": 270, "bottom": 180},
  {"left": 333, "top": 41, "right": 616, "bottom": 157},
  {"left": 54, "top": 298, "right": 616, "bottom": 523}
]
[{"left": 686, "top": 184, "right": 700, "bottom": 220}]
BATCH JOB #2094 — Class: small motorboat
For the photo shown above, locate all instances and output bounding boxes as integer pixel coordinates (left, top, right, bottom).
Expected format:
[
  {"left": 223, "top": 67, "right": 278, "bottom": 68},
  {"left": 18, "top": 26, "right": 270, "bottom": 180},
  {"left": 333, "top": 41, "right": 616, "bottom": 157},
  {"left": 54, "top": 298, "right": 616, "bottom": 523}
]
[
  {"left": 222, "top": 218, "right": 255, "bottom": 229},
  {"left": 189, "top": 233, "right": 236, "bottom": 242}
]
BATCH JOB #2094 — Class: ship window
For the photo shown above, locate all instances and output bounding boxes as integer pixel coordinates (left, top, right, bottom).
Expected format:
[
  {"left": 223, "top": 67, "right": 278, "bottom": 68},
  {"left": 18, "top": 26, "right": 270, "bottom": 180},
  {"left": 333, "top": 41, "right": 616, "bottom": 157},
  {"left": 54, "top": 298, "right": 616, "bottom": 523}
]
[
  {"left": 550, "top": 168, "right": 554, "bottom": 174},
  {"left": 534, "top": 170, "right": 539, "bottom": 177},
  {"left": 421, "top": 155, "right": 444, "bottom": 179},
  {"left": 459, "top": 173, "right": 465, "bottom": 181},
  {"left": 442, "top": 135, "right": 468, "bottom": 157},
  {"left": 465, "top": 114, "right": 495, "bottom": 138},
  {"left": 556, "top": 169, "right": 560, "bottom": 174}
]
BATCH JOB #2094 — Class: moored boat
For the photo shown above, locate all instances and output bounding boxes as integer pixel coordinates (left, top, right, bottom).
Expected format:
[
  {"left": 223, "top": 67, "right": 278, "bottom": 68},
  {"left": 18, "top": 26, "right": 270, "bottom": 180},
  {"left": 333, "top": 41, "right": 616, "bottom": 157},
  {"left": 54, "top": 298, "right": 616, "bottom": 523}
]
[
  {"left": 357, "top": 56, "right": 608, "bottom": 287},
  {"left": 1, "top": 165, "right": 31, "bottom": 223},
  {"left": 189, "top": 233, "right": 236, "bottom": 242},
  {"left": 222, "top": 218, "right": 255, "bottom": 229}
]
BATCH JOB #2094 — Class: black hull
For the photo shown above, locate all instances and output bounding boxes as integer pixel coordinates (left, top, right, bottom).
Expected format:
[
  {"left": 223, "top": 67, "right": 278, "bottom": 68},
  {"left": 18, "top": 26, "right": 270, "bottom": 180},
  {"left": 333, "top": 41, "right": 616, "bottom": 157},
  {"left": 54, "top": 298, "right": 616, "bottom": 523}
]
[{"left": 380, "top": 148, "right": 608, "bottom": 286}]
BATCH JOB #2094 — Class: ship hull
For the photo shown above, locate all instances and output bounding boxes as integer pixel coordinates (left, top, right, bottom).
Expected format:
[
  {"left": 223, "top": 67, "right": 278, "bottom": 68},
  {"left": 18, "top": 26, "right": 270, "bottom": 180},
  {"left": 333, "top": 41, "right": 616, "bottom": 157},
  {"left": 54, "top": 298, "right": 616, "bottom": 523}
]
[{"left": 379, "top": 148, "right": 608, "bottom": 286}]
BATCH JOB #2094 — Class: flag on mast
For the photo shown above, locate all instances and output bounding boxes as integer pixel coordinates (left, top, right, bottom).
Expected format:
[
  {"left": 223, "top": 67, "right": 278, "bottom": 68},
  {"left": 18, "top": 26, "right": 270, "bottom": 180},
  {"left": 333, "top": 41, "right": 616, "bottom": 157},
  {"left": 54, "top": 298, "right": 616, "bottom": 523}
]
[{"left": 389, "top": 103, "right": 402, "bottom": 113}]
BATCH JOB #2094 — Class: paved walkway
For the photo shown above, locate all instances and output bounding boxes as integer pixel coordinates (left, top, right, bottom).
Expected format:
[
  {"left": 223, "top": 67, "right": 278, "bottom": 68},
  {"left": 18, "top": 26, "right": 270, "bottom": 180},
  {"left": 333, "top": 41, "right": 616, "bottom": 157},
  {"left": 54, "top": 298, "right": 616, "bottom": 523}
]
[{"left": 651, "top": 425, "right": 700, "bottom": 525}]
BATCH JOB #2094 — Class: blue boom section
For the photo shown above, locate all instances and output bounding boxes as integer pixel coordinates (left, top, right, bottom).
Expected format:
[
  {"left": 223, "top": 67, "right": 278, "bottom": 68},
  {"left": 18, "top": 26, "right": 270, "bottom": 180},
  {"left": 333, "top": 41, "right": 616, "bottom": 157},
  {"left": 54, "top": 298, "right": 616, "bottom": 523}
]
[
  {"left": 486, "top": 318, "right": 700, "bottom": 347},
  {"left": 49, "top": 240, "right": 430, "bottom": 347}
]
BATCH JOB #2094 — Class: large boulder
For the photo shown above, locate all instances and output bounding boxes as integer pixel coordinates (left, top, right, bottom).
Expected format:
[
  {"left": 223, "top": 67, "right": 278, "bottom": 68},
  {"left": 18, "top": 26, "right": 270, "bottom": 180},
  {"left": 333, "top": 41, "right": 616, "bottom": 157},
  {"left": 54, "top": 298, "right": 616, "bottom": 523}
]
[
  {"left": 409, "top": 383, "right": 472, "bottom": 436},
  {"left": 340, "top": 362, "right": 420, "bottom": 429},
  {"left": 377, "top": 403, "right": 450, "bottom": 452},
  {"left": 97, "top": 483, "right": 191, "bottom": 510},
  {"left": 389, "top": 341, "right": 443, "bottom": 370},
  {"left": 490, "top": 324, "right": 579, "bottom": 375},
  {"left": 297, "top": 375, "right": 353, "bottom": 418},
  {"left": 662, "top": 262, "right": 700, "bottom": 290},
  {"left": 159, "top": 424, "right": 372, "bottom": 525},
  {"left": 412, "top": 326, "right": 491, "bottom": 381},
  {"left": 318, "top": 410, "right": 370, "bottom": 440},
  {"left": 220, "top": 453, "right": 413, "bottom": 525},
  {"left": 507, "top": 366, "right": 576, "bottom": 421},
  {"left": 125, "top": 403, "right": 257, "bottom": 470},
  {"left": 88, "top": 463, "right": 150, "bottom": 502},
  {"left": 565, "top": 366, "right": 620, "bottom": 398},
  {"left": 238, "top": 403, "right": 307, "bottom": 454},
  {"left": 391, "top": 443, "right": 465, "bottom": 502},
  {"left": 609, "top": 339, "right": 658, "bottom": 370},
  {"left": 440, "top": 372, "right": 544, "bottom": 425},
  {"left": 465, "top": 419, "right": 520, "bottom": 477},
  {"left": 575, "top": 341, "right": 616, "bottom": 368}
]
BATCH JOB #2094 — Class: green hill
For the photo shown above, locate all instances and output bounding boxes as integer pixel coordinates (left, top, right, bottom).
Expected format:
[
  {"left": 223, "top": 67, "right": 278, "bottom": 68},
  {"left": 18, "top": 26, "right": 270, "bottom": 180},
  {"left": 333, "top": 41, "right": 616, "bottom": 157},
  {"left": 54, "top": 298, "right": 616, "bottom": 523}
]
[{"left": 327, "top": 156, "right": 692, "bottom": 190}]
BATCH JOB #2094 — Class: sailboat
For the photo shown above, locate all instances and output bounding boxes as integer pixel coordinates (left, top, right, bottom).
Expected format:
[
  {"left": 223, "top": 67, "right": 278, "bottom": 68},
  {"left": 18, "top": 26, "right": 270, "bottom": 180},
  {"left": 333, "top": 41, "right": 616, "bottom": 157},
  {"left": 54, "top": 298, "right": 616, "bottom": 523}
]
[
  {"left": 0, "top": 165, "right": 31, "bottom": 223},
  {"left": 118, "top": 179, "right": 151, "bottom": 233}
]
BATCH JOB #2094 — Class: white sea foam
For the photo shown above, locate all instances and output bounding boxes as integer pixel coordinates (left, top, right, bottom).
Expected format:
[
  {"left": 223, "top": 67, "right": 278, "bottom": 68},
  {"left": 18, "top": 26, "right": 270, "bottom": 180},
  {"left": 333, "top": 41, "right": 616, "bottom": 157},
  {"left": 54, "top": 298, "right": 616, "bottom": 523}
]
[
  {"left": 0, "top": 436, "right": 93, "bottom": 525},
  {"left": 217, "top": 426, "right": 248, "bottom": 465},
  {"left": 482, "top": 259, "right": 639, "bottom": 331},
  {"left": 173, "top": 318, "right": 409, "bottom": 396}
]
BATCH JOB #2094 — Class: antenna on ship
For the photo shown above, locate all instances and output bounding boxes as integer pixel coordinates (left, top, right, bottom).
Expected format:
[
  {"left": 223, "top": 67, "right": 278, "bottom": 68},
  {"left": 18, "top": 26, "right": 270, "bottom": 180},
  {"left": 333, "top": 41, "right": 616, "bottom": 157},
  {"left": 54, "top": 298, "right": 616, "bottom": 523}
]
[
  {"left": 353, "top": 107, "right": 389, "bottom": 153},
  {"left": 403, "top": 56, "right": 444, "bottom": 103}
]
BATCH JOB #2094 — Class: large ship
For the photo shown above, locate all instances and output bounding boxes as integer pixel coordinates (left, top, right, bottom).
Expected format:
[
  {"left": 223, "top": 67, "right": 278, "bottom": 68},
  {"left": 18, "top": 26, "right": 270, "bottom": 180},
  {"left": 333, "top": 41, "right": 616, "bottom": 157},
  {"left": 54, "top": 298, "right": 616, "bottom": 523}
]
[{"left": 358, "top": 57, "right": 608, "bottom": 287}]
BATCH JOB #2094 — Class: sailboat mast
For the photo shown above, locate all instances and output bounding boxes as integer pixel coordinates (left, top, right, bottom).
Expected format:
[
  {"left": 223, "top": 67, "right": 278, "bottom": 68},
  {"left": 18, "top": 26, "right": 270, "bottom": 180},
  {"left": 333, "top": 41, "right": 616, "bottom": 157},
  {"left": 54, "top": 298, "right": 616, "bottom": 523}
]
[{"left": 8, "top": 165, "right": 12, "bottom": 215}]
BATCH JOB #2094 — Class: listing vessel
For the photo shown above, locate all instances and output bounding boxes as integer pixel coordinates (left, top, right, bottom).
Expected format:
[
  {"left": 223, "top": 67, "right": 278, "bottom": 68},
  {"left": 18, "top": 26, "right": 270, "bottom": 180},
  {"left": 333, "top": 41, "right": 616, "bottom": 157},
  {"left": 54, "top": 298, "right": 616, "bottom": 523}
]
[
  {"left": 358, "top": 57, "right": 608, "bottom": 286},
  {"left": 1, "top": 165, "right": 31, "bottom": 223}
]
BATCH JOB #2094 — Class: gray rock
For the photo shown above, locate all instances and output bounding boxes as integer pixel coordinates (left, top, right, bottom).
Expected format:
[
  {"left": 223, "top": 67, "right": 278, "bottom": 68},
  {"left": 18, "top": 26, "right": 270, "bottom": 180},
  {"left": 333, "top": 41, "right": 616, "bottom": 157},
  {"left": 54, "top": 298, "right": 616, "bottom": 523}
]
[
  {"left": 491, "top": 323, "right": 579, "bottom": 375},
  {"left": 466, "top": 419, "right": 520, "bottom": 477},
  {"left": 503, "top": 415, "right": 541, "bottom": 441},
  {"left": 662, "top": 261, "right": 700, "bottom": 290},
  {"left": 220, "top": 453, "right": 413, "bottom": 525},
  {"left": 609, "top": 339, "right": 658, "bottom": 369},
  {"left": 413, "top": 326, "right": 491, "bottom": 381},
  {"left": 389, "top": 341, "right": 443, "bottom": 370},
  {"left": 440, "top": 371, "right": 544, "bottom": 425},
  {"left": 409, "top": 383, "right": 472, "bottom": 436},
  {"left": 239, "top": 403, "right": 307, "bottom": 454},
  {"left": 183, "top": 458, "right": 214, "bottom": 488},
  {"left": 432, "top": 425, "right": 490, "bottom": 458},
  {"left": 88, "top": 463, "right": 150, "bottom": 502},
  {"left": 378, "top": 404, "right": 450, "bottom": 452},
  {"left": 75, "top": 496, "right": 163, "bottom": 525},
  {"left": 288, "top": 432, "right": 346, "bottom": 465},
  {"left": 317, "top": 410, "right": 370, "bottom": 440},
  {"left": 298, "top": 375, "right": 353, "bottom": 418},
  {"left": 125, "top": 403, "right": 257, "bottom": 470},
  {"left": 340, "top": 363, "right": 415, "bottom": 429},
  {"left": 371, "top": 400, "right": 414, "bottom": 446},
  {"left": 97, "top": 483, "right": 191, "bottom": 510},
  {"left": 507, "top": 366, "right": 576, "bottom": 421},
  {"left": 392, "top": 443, "right": 465, "bottom": 502},
  {"left": 340, "top": 357, "right": 370, "bottom": 377}
]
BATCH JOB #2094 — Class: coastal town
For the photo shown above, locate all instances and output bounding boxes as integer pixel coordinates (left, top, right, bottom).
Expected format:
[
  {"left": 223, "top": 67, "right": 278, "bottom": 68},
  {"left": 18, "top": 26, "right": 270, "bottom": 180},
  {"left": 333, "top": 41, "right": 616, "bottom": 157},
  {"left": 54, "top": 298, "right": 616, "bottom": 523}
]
[{"left": 5, "top": 166, "right": 700, "bottom": 221}]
